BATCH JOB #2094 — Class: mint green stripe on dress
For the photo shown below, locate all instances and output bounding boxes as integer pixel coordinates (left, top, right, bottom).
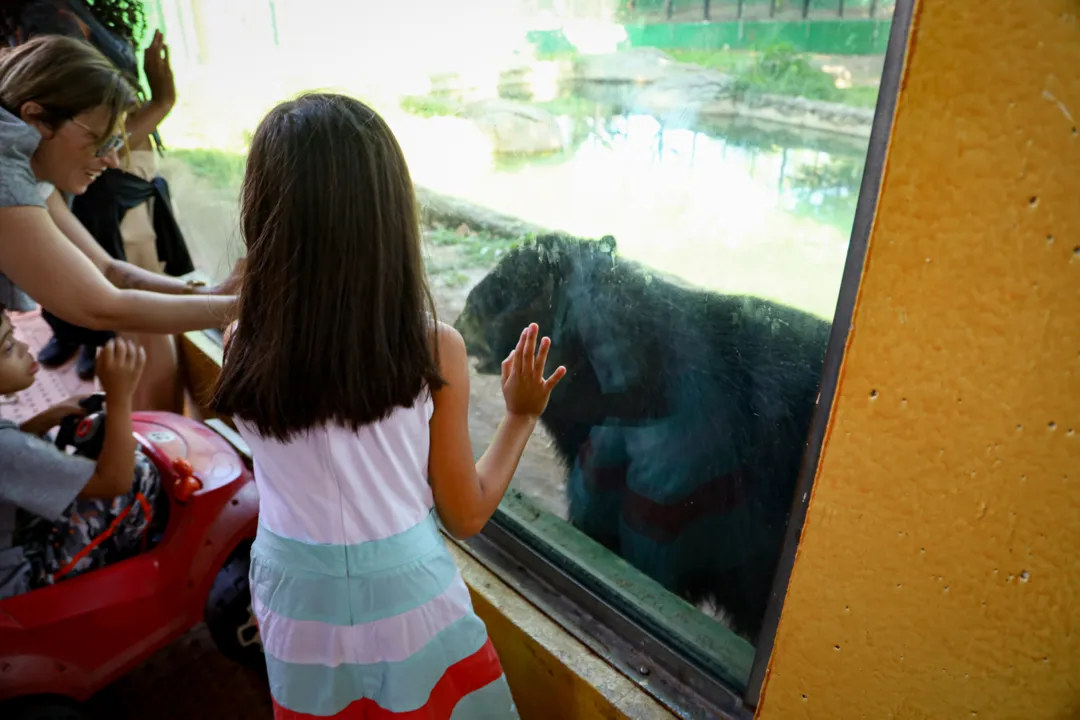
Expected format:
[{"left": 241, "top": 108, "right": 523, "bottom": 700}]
[
  {"left": 253, "top": 511, "right": 444, "bottom": 575},
  {"left": 250, "top": 513, "right": 459, "bottom": 625},
  {"left": 264, "top": 613, "right": 489, "bottom": 716}
]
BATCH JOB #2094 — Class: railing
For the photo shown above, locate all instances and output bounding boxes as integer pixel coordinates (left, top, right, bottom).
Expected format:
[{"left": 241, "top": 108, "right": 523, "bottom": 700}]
[{"left": 624, "top": 0, "right": 896, "bottom": 22}]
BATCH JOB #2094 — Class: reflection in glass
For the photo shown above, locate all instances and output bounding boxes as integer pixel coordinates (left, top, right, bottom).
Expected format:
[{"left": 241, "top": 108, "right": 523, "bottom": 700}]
[{"left": 151, "top": 0, "right": 890, "bottom": 695}]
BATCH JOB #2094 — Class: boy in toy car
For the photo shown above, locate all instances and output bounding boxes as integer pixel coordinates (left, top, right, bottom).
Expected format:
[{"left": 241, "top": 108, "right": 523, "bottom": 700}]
[{"left": 0, "top": 308, "right": 159, "bottom": 599}]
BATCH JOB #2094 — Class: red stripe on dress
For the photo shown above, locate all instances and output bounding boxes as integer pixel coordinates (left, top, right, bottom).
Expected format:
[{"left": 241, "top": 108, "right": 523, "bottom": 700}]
[{"left": 271, "top": 638, "right": 506, "bottom": 720}]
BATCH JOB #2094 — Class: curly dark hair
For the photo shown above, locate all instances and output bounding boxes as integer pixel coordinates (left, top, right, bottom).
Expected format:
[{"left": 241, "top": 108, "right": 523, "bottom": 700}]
[
  {"left": 2, "top": 1, "right": 147, "bottom": 46},
  {"left": 85, "top": 0, "right": 146, "bottom": 44}
]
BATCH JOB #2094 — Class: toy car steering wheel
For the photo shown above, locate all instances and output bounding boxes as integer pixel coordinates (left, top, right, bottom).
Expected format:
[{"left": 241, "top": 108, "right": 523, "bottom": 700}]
[{"left": 55, "top": 393, "right": 108, "bottom": 460}]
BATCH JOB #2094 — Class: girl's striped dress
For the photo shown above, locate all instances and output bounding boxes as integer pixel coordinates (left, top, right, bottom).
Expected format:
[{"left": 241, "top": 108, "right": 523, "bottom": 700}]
[{"left": 236, "top": 392, "right": 519, "bottom": 719}]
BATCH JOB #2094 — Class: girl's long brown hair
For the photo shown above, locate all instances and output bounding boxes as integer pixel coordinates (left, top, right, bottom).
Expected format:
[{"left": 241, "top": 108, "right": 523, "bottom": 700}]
[{"left": 212, "top": 93, "right": 444, "bottom": 441}]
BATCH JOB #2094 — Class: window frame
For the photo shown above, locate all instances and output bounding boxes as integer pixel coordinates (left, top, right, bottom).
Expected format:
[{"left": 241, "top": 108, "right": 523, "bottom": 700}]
[
  {"left": 458, "top": 518, "right": 754, "bottom": 719},
  {"left": 744, "top": 0, "right": 916, "bottom": 704}
]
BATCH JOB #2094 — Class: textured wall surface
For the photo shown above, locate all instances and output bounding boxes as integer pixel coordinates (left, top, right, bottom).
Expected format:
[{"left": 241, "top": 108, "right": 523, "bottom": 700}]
[{"left": 756, "top": 0, "right": 1080, "bottom": 718}]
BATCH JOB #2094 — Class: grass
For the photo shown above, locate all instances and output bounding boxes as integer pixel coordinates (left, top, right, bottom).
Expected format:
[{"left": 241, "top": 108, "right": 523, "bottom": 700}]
[
  {"left": 426, "top": 226, "right": 524, "bottom": 265},
  {"left": 833, "top": 85, "right": 880, "bottom": 109},
  {"left": 399, "top": 95, "right": 462, "bottom": 118},
  {"left": 167, "top": 148, "right": 247, "bottom": 190},
  {"left": 440, "top": 270, "right": 472, "bottom": 288},
  {"left": 667, "top": 48, "right": 752, "bottom": 75}
]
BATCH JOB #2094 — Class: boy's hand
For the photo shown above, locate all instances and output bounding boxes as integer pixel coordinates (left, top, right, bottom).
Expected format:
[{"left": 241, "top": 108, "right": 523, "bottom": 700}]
[
  {"left": 49, "top": 394, "right": 92, "bottom": 422},
  {"left": 96, "top": 339, "right": 146, "bottom": 403},
  {"left": 500, "top": 323, "right": 567, "bottom": 419},
  {"left": 18, "top": 395, "right": 90, "bottom": 437}
]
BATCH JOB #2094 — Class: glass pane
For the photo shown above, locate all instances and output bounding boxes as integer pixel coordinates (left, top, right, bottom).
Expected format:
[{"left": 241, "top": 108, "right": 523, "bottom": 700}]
[
  {"left": 151, "top": 0, "right": 894, "bottom": 696},
  {"left": 143, "top": 0, "right": 249, "bottom": 285}
]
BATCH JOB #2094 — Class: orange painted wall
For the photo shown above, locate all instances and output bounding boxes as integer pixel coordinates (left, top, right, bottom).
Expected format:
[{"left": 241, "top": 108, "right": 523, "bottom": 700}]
[{"left": 756, "top": 1, "right": 1080, "bottom": 718}]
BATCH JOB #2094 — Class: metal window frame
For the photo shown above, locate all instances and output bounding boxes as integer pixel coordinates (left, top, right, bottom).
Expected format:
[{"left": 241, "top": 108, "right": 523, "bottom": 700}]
[
  {"left": 746, "top": 0, "right": 914, "bottom": 700},
  {"left": 462, "top": 520, "right": 754, "bottom": 719}
]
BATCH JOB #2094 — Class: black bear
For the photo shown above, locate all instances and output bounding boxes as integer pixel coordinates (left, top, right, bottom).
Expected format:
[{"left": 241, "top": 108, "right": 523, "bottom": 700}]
[{"left": 453, "top": 233, "right": 831, "bottom": 642}]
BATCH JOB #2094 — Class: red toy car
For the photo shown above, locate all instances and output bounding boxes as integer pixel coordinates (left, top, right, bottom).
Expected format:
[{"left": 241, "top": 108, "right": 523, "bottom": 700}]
[{"left": 0, "top": 401, "right": 262, "bottom": 719}]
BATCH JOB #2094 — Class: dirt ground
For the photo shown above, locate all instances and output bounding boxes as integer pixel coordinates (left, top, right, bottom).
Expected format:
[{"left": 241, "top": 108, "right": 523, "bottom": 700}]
[
  {"left": 85, "top": 624, "right": 274, "bottom": 719},
  {"left": 425, "top": 245, "right": 573, "bottom": 519}
]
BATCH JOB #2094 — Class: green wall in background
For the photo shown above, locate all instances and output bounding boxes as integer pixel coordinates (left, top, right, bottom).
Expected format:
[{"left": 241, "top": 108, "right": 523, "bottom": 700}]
[{"left": 528, "top": 18, "right": 891, "bottom": 57}]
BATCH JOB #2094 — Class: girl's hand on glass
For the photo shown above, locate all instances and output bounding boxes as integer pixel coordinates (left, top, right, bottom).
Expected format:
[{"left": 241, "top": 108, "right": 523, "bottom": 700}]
[{"left": 500, "top": 323, "right": 566, "bottom": 419}]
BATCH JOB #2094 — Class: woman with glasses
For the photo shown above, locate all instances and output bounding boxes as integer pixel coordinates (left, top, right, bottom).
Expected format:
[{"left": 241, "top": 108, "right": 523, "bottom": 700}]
[
  {"left": 5, "top": 1, "right": 207, "bottom": 412},
  {"left": 0, "top": 35, "right": 237, "bottom": 388}
]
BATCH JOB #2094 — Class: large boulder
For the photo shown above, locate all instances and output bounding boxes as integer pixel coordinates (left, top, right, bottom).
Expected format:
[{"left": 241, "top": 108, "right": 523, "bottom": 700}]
[
  {"left": 464, "top": 98, "right": 565, "bottom": 156},
  {"left": 631, "top": 66, "right": 740, "bottom": 118}
]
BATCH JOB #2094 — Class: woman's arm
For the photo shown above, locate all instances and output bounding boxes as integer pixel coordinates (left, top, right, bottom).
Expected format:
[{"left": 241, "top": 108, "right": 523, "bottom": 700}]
[
  {"left": 47, "top": 191, "right": 195, "bottom": 295},
  {"left": 48, "top": 188, "right": 238, "bottom": 297},
  {"left": 0, "top": 205, "right": 233, "bottom": 333}
]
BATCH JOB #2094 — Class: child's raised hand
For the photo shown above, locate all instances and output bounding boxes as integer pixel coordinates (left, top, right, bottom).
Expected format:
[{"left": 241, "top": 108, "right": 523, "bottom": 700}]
[
  {"left": 144, "top": 30, "right": 176, "bottom": 109},
  {"left": 96, "top": 339, "right": 146, "bottom": 403},
  {"left": 500, "top": 323, "right": 566, "bottom": 419}
]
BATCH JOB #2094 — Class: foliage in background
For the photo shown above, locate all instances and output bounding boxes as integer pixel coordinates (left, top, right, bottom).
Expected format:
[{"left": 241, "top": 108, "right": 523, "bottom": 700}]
[
  {"left": 87, "top": 0, "right": 147, "bottom": 44},
  {"left": 399, "top": 95, "right": 462, "bottom": 118},
  {"left": 785, "top": 155, "right": 863, "bottom": 230},
  {"left": 671, "top": 44, "right": 878, "bottom": 108},
  {"left": 169, "top": 148, "right": 247, "bottom": 190}
]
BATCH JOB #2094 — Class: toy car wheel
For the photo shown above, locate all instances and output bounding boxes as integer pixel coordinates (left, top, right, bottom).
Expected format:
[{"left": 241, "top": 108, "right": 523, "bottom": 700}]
[
  {"left": 3, "top": 697, "right": 91, "bottom": 720},
  {"left": 205, "top": 542, "right": 264, "bottom": 667}
]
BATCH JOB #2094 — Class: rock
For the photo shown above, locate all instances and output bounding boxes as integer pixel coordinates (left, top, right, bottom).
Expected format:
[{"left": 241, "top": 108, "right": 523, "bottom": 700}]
[
  {"left": 415, "top": 185, "right": 550, "bottom": 240},
  {"left": 427, "top": 71, "right": 472, "bottom": 98},
  {"left": 497, "top": 65, "right": 536, "bottom": 101},
  {"left": 463, "top": 98, "right": 565, "bottom": 156},
  {"left": 571, "top": 47, "right": 676, "bottom": 84},
  {"left": 631, "top": 66, "right": 740, "bottom": 118},
  {"left": 735, "top": 93, "right": 875, "bottom": 138}
]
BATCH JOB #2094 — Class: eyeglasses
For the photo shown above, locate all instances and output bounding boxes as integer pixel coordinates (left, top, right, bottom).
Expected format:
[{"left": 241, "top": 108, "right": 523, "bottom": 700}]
[{"left": 69, "top": 118, "right": 127, "bottom": 158}]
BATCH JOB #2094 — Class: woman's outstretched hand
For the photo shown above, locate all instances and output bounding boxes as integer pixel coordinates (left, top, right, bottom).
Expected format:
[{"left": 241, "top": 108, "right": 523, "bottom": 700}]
[{"left": 500, "top": 323, "right": 567, "bottom": 419}]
